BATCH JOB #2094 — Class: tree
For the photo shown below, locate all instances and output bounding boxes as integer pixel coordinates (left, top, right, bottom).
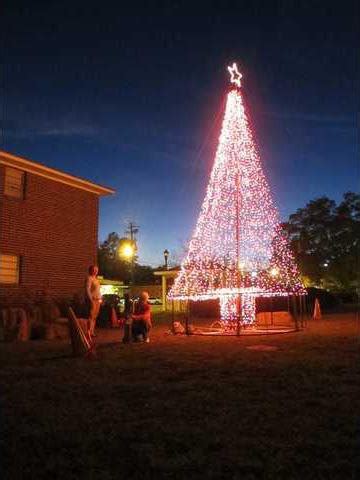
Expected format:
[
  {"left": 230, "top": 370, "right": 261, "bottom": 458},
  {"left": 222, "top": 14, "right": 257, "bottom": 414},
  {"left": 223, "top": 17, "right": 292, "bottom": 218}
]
[
  {"left": 134, "top": 265, "right": 155, "bottom": 285},
  {"left": 97, "top": 232, "right": 133, "bottom": 282},
  {"left": 283, "top": 192, "right": 360, "bottom": 293},
  {"left": 98, "top": 232, "right": 154, "bottom": 285},
  {"left": 282, "top": 197, "right": 336, "bottom": 284},
  {"left": 169, "top": 63, "right": 304, "bottom": 327}
]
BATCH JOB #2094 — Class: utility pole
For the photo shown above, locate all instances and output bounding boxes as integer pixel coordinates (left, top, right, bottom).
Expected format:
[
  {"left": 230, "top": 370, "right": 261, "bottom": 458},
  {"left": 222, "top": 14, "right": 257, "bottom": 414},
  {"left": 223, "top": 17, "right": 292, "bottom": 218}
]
[
  {"left": 125, "top": 222, "right": 139, "bottom": 242},
  {"left": 125, "top": 222, "right": 139, "bottom": 287}
]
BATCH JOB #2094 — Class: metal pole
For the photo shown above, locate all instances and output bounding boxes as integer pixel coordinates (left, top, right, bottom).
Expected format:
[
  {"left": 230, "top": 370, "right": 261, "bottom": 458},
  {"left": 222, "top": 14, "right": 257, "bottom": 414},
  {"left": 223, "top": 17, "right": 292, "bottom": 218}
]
[
  {"left": 131, "top": 257, "right": 135, "bottom": 287},
  {"left": 303, "top": 295, "right": 308, "bottom": 328},
  {"left": 235, "top": 172, "right": 241, "bottom": 336},
  {"left": 237, "top": 295, "right": 241, "bottom": 336},
  {"left": 265, "top": 297, "right": 269, "bottom": 329},
  {"left": 306, "top": 296, "right": 311, "bottom": 320},
  {"left": 293, "top": 295, "right": 299, "bottom": 331},
  {"left": 164, "top": 249, "right": 169, "bottom": 270},
  {"left": 305, "top": 295, "right": 310, "bottom": 324},
  {"left": 185, "top": 300, "right": 190, "bottom": 335}
]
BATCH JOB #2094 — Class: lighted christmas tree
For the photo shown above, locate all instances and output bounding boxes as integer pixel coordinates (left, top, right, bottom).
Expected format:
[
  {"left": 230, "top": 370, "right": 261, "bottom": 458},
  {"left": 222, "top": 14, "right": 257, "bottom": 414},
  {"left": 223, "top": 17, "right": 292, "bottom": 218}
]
[{"left": 168, "top": 63, "right": 305, "bottom": 328}]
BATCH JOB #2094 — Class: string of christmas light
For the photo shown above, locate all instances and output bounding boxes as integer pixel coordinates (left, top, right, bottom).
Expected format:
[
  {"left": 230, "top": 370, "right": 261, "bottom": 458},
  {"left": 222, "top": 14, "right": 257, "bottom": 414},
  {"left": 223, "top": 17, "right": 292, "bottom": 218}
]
[{"left": 169, "top": 63, "right": 305, "bottom": 327}]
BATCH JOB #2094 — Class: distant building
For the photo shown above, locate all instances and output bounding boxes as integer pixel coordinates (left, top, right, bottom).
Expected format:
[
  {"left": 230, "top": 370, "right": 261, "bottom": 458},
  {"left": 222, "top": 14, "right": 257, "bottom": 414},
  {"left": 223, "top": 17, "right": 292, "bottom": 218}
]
[
  {"left": 0, "top": 150, "right": 114, "bottom": 306},
  {"left": 99, "top": 277, "right": 128, "bottom": 297},
  {"left": 153, "top": 267, "right": 184, "bottom": 312}
]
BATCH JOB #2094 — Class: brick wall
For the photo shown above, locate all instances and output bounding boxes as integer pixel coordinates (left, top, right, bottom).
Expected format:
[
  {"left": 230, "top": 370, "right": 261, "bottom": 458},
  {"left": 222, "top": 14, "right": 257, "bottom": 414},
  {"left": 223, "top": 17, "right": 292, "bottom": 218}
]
[{"left": 0, "top": 166, "right": 99, "bottom": 306}]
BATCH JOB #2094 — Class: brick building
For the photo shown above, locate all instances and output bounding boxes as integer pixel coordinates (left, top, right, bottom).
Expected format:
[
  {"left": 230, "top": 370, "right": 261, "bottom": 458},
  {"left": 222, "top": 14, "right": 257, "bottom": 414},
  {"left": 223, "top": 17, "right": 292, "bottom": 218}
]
[{"left": 0, "top": 151, "right": 114, "bottom": 306}]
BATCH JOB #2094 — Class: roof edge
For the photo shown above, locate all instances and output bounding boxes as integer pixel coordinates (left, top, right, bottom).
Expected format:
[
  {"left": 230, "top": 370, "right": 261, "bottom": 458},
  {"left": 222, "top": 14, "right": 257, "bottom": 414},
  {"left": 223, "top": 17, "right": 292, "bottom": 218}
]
[{"left": 0, "top": 150, "right": 115, "bottom": 196}]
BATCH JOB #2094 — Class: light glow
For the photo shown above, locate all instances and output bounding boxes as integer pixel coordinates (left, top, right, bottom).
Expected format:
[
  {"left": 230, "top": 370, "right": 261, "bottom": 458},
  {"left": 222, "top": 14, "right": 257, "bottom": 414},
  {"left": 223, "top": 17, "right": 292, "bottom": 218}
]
[
  {"left": 270, "top": 267, "right": 279, "bottom": 277},
  {"left": 227, "top": 62, "right": 242, "bottom": 88},
  {"left": 169, "top": 64, "right": 305, "bottom": 328},
  {"left": 120, "top": 243, "right": 134, "bottom": 259},
  {"left": 238, "top": 261, "right": 246, "bottom": 271},
  {"left": 220, "top": 295, "right": 239, "bottom": 328},
  {"left": 241, "top": 295, "right": 256, "bottom": 325},
  {"left": 218, "top": 294, "right": 256, "bottom": 328}
]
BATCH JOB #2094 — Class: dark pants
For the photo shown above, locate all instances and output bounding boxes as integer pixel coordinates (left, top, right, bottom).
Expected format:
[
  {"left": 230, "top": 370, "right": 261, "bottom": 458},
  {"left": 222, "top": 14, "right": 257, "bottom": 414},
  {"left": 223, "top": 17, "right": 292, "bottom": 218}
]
[
  {"left": 132, "top": 319, "right": 151, "bottom": 341},
  {"left": 122, "top": 319, "right": 132, "bottom": 343}
]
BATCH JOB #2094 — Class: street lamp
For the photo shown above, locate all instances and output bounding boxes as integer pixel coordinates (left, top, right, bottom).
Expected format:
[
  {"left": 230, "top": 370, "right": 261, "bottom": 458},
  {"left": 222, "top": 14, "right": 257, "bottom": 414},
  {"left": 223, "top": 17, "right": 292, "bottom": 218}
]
[
  {"left": 121, "top": 243, "right": 134, "bottom": 259},
  {"left": 119, "top": 240, "right": 136, "bottom": 286},
  {"left": 163, "top": 249, "right": 169, "bottom": 270}
]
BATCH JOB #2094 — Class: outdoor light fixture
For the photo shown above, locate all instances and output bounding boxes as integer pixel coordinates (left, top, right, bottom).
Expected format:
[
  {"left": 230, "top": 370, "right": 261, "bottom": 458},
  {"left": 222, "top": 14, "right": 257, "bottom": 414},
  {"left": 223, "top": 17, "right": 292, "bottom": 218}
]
[
  {"left": 120, "top": 243, "right": 134, "bottom": 259},
  {"left": 163, "top": 249, "right": 169, "bottom": 269},
  {"left": 118, "top": 239, "right": 136, "bottom": 285}
]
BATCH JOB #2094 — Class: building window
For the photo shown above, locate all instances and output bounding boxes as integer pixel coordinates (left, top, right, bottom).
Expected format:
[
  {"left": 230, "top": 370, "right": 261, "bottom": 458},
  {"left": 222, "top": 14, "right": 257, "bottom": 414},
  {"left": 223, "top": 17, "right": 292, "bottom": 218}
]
[
  {"left": 0, "top": 254, "right": 20, "bottom": 284},
  {"left": 4, "top": 167, "right": 25, "bottom": 199}
]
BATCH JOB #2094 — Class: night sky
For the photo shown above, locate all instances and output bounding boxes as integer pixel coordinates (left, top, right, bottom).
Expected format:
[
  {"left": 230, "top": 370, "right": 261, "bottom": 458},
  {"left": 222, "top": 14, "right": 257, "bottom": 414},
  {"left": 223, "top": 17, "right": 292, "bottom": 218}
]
[{"left": 2, "top": 1, "right": 359, "bottom": 266}]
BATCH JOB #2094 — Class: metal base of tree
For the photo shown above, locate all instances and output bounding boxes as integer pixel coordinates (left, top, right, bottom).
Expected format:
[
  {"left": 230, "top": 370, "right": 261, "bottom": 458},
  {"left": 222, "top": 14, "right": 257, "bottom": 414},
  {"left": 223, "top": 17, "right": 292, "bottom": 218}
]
[{"left": 171, "top": 294, "right": 308, "bottom": 336}]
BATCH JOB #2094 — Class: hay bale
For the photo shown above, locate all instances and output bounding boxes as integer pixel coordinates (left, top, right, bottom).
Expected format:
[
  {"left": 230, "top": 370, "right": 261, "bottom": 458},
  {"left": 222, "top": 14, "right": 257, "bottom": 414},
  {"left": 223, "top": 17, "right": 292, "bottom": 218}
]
[
  {"left": 44, "top": 324, "right": 55, "bottom": 340},
  {"left": 53, "top": 317, "right": 70, "bottom": 340},
  {"left": 256, "top": 310, "right": 293, "bottom": 326},
  {"left": 17, "top": 309, "right": 31, "bottom": 341},
  {"left": 51, "top": 317, "right": 87, "bottom": 341},
  {"left": 41, "top": 302, "right": 61, "bottom": 323},
  {"left": 2, "top": 308, "right": 31, "bottom": 341},
  {"left": 0, "top": 309, "right": 8, "bottom": 341},
  {"left": 29, "top": 301, "right": 63, "bottom": 340}
]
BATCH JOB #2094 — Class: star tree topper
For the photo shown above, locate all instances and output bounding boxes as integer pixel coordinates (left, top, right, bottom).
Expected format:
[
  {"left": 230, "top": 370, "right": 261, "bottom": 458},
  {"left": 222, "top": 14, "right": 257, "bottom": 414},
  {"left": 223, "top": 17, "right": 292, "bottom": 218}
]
[{"left": 227, "top": 62, "right": 242, "bottom": 88}]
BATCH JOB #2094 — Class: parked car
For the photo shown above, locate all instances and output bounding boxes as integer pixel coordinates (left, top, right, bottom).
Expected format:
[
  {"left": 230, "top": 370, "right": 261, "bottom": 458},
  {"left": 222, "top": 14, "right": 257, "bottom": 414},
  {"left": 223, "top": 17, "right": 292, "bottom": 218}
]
[
  {"left": 130, "top": 296, "right": 162, "bottom": 306},
  {"left": 148, "top": 297, "right": 162, "bottom": 305},
  {"left": 101, "top": 294, "right": 123, "bottom": 308}
]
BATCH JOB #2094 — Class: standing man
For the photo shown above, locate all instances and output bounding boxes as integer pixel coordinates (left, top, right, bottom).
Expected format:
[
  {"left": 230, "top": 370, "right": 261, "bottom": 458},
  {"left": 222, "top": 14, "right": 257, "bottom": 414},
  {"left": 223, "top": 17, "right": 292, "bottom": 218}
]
[{"left": 85, "top": 265, "right": 102, "bottom": 337}]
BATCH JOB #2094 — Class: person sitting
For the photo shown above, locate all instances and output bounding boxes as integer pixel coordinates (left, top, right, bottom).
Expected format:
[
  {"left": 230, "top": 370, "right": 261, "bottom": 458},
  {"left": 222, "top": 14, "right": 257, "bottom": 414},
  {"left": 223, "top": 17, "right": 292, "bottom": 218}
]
[
  {"left": 122, "top": 293, "right": 133, "bottom": 343},
  {"left": 131, "top": 291, "right": 152, "bottom": 343}
]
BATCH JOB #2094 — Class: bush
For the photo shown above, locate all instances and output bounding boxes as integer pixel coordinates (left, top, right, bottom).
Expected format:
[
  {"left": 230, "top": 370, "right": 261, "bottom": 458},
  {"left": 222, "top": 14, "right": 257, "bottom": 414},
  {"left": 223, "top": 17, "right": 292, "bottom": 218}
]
[{"left": 306, "top": 288, "right": 340, "bottom": 312}]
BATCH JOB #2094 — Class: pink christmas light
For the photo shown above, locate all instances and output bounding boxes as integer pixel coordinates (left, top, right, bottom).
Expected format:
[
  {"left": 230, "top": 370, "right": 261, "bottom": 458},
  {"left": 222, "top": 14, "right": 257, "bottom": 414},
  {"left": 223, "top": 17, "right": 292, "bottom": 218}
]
[{"left": 169, "top": 63, "right": 305, "bottom": 328}]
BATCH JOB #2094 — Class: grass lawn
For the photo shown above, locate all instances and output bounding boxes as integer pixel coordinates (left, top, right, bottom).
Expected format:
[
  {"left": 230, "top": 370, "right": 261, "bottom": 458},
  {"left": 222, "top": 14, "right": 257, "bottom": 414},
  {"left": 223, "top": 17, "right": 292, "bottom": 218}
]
[{"left": 1, "top": 313, "right": 359, "bottom": 479}]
